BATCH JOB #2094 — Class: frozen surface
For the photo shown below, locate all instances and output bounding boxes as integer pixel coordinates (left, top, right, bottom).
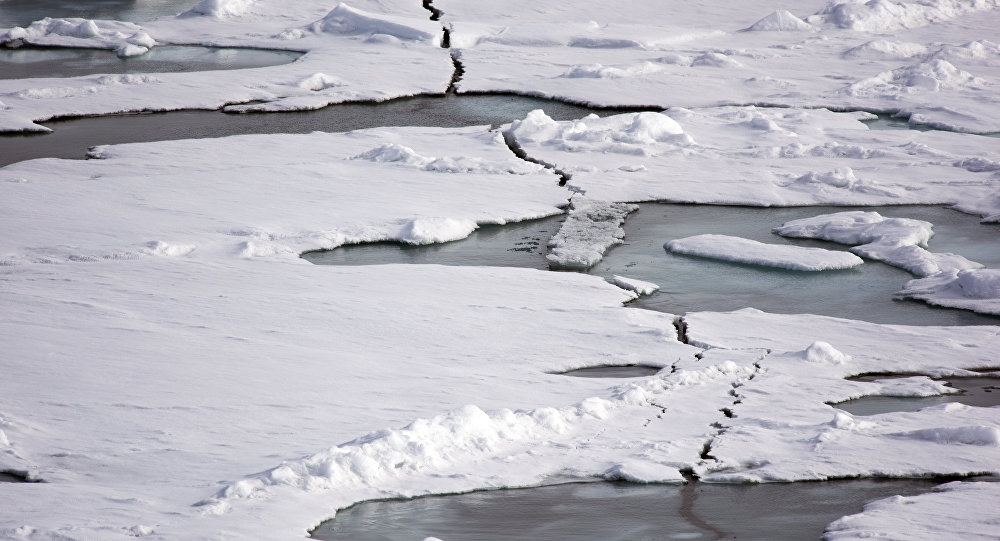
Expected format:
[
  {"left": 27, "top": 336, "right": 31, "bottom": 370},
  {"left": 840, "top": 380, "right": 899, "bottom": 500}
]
[
  {"left": 612, "top": 275, "right": 659, "bottom": 296},
  {"left": 508, "top": 108, "right": 1000, "bottom": 217},
  {"left": 665, "top": 234, "right": 865, "bottom": 271},
  {"left": 440, "top": 0, "right": 1000, "bottom": 132},
  {"left": 0, "top": 0, "right": 452, "bottom": 131},
  {"left": 823, "top": 481, "right": 1000, "bottom": 540}
]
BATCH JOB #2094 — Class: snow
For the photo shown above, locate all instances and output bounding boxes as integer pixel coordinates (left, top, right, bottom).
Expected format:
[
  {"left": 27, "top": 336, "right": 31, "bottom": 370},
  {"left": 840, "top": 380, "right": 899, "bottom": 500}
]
[
  {"left": 3, "top": 0, "right": 1000, "bottom": 539},
  {"left": 612, "top": 275, "right": 659, "bottom": 296},
  {"left": 545, "top": 198, "right": 637, "bottom": 270},
  {"left": 665, "top": 234, "right": 865, "bottom": 271},
  {"left": 824, "top": 481, "right": 1000, "bottom": 540},
  {"left": 508, "top": 107, "right": 1000, "bottom": 214}
]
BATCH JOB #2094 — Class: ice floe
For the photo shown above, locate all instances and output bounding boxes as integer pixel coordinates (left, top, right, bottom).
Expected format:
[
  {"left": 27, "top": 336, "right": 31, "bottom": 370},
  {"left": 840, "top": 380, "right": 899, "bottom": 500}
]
[
  {"left": 665, "top": 234, "right": 865, "bottom": 271},
  {"left": 545, "top": 198, "right": 637, "bottom": 270}
]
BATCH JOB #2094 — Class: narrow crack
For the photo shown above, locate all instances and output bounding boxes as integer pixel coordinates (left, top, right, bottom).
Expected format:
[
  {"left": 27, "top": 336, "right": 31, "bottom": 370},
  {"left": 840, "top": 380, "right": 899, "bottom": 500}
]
[
  {"left": 673, "top": 316, "right": 690, "bottom": 345},
  {"left": 447, "top": 48, "right": 463, "bottom": 93},
  {"left": 501, "top": 129, "right": 573, "bottom": 186},
  {"left": 421, "top": 0, "right": 443, "bottom": 21}
]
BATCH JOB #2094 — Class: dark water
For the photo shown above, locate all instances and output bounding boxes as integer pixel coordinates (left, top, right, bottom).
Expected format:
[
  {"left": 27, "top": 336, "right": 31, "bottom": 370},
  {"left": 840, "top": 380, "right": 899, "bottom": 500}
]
[
  {"left": 0, "top": 0, "right": 192, "bottom": 27},
  {"left": 0, "top": 94, "right": 650, "bottom": 166},
  {"left": 0, "top": 45, "right": 302, "bottom": 80},
  {"left": 833, "top": 376, "right": 1000, "bottom": 416},
  {"left": 553, "top": 365, "right": 663, "bottom": 378},
  {"left": 309, "top": 203, "right": 1000, "bottom": 327},
  {"left": 311, "top": 479, "right": 943, "bottom": 541}
]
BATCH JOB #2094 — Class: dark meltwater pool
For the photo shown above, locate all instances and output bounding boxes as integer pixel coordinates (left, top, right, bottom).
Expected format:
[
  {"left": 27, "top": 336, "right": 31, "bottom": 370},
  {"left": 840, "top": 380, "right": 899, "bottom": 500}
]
[
  {"left": 310, "top": 479, "right": 946, "bottom": 541},
  {"left": 833, "top": 375, "right": 1000, "bottom": 416},
  {"left": 0, "top": 45, "right": 302, "bottom": 80},
  {"left": 0, "top": 94, "right": 651, "bottom": 166},
  {"left": 0, "top": 0, "right": 193, "bottom": 28},
  {"left": 552, "top": 365, "right": 664, "bottom": 378}
]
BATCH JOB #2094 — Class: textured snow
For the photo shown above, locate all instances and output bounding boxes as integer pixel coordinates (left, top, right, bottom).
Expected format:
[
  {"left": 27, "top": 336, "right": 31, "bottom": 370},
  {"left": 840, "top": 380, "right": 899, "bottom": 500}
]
[
  {"left": 508, "top": 107, "right": 1000, "bottom": 214},
  {"left": 545, "top": 198, "right": 638, "bottom": 270},
  {"left": 665, "top": 234, "right": 865, "bottom": 271},
  {"left": 824, "top": 481, "right": 1000, "bottom": 540}
]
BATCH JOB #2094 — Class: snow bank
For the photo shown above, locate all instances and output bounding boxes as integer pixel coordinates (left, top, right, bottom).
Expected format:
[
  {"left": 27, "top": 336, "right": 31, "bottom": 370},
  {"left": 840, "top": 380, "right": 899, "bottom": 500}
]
[
  {"left": 775, "top": 211, "right": 984, "bottom": 276},
  {"left": 811, "top": 0, "right": 1000, "bottom": 32},
  {"left": 665, "top": 234, "right": 864, "bottom": 271},
  {"left": 352, "top": 138, "right": 545, "bottom": 174},
  {"left": 510, "top": 107, "right": 1000, "bottom": 213},
  {"left": 546, "top": 198, "right": 638, "bottom": 270},
  {"left": 846, "top": 59, "right": 988, "bottom": 97},
  {"left": 612, "top": 275, "right": 659, "bottom": 295},
  {"left": 824, "top": 481, "right": 1000, "bottom": 540},
  {"left": 313, "top": 3, "right": 440, "bottom": 43}
]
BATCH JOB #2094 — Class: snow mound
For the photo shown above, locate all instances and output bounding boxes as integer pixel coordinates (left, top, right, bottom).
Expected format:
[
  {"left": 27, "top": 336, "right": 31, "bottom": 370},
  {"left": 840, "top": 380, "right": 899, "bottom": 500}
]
[
  {"left": 313, "top": 3, "right": 438, "bottom": 42},
  {"left": 843, "top": 39, "right": 928, "bottom": 59},
  {"left": 547, "top": 198, "right": 637, "bottom": 270},
  {"left": 813, "top": 0, "right": 1000, "bottom": 32},
  {"left": 803, "top": 341, "right": 851, "bottom": 364},
  {"left": 562, "top": 62, "right": 661, "bottom": 79},
  {"left": 612, "top": 275, "right": 659, "bottom": 296},
  {"left": 297, "top": 73, "right": 343, "bottom": 91},
  {"left": 508, "top": 109, "right": 690, "bottom": 157},
  {"left": 774, "top": 211, "right": 982, "bottom": 277},
  {"left": 664, "top": 234, "right": 864, "bottom": 271},
  {"left": 180, "top": 0, "right": 256, "bottom": 18},
  {"left": 745, "top": 10, "right": 814, "bottom": 31},
  {"left": 847, "top": 60, "right": 987, "bottom": 97},
  {"left": 143, "top": 241, "right": 196, "bottom": 258},
  {"left": 691, "top": 52, "right": 742, "bottom": 68},
  {"left": 825, "top": 481, "right": 1000, "bottom": 540},
  {"left": 397, "top": 218, "right": 479, "bottom": 245}
]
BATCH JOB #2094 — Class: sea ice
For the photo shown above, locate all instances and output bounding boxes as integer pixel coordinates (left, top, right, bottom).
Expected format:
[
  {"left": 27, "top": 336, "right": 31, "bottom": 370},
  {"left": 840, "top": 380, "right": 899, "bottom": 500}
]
[
  {"left": 545, "top": 198, "right": 637, "bottom": 270},
  {"left": 665, "top": 234, "right": 865, "bottom": 271}
]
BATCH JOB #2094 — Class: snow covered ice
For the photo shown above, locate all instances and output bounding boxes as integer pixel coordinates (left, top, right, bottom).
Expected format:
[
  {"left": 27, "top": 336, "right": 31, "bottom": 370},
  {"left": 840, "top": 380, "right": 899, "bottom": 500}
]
[
  {"left": 1, "top": 0, "right": 1000, "bottom": 539},
  {"left": 665, "top": 234, "right": 865, "bottom": 271}
]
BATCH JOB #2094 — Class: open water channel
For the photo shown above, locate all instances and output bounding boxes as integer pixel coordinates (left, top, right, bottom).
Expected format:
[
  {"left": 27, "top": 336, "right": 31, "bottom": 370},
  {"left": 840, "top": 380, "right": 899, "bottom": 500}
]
[{"left": 2, "top": 2, "right": 998, "bottom": 538}]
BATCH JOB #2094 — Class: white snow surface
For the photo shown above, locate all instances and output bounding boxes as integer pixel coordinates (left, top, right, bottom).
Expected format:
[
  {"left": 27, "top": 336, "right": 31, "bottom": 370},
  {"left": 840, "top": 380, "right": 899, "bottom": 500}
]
[
  {"left": 440, "top": 0, "right": 1000, "bottom": 132},
  {"left": 612, "top": 275, "right": 660, "bottom": 296},
  {"left": 823, "top": 481, "right": 1000, "bottom": 540},
  {"left": 507, "top": 108, "right": 1000, "bottom": 215},
  {"left": 665, "top": 234, "right": 865, "bottom": 271}
]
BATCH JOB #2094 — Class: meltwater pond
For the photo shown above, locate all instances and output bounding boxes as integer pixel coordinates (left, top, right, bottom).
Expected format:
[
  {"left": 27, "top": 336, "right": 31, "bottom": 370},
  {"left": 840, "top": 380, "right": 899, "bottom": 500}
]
[
  {"left": 311, "top": 479, "right": 942, "bottom": 541},
  {"left": 0, "top": 45, "right": 302, "bottom": 80},
  {"left": 833, "top": 375, "right": 1000, "bottom": 416},
  {"left": 308, "top": 203, "right": 1000, "bottom": 327},
  {"left": 0, "top": 0, "right": 191, "bottom": 28}
]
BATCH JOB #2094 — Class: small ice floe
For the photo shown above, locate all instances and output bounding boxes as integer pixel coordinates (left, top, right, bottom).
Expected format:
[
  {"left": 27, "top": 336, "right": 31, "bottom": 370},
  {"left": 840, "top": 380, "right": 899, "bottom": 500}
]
[
  {"left": 899, "top": 268, "right": 1000, "bottom": 315},
  {"left": 664, "top": 234, "right": 864, "bottom": 271},
  {"left": 612, "top": 275, "right": 659, "bottom": 295},
  {"left": 546, "top": 198, "right": 637, "bottom": 270}
]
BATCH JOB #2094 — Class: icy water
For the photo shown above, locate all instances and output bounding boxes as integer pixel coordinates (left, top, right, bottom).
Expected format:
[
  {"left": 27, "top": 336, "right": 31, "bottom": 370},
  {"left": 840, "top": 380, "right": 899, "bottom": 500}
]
[
  {"left": 308, "top": 203, "right": 1000, "bottom": 327},
  {"left": 0, "top": 94, "right": 648, "bottom": 166},
  {"left": 862, "top": 113, "right": 1000, "bottom": 137},
  {"left": 0, "top": 45, "right": 302, "bottom": 80},
  {"left": 833, "top": 376, "right": 1000, "bottom": 416},
  {"left": 0, "top": 0, "right": 191, "bottom": 27},
  {"left": 553, "top": 365, "right": 663, "bottom": 378},
  {"left": 595, "top": 204, "right": 1000, "bottom": 326},
  {"left": 311, "top": 479, "right": 942, "bottom": 541}
]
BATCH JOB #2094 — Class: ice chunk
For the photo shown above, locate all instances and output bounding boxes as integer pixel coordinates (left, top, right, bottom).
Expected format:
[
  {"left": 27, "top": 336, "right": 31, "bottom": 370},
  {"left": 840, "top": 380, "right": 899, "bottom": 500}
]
[
  {"left": 665, "top": 234, "right": 864, "bottom": 271},
  {"left": 612, "top": 275, "right": 659, "bottom": 296},
  {"left": 900, "top": 269, "right": 1000, "bottom": 315},
  {"left": 181, "top": 0, "right": 257, "bottom": 18},
  {"left": 546, "top": 198, "right": 638, "bottom": 270},
  {"left": 315, "top": 3, "right": 438, "bottom": 42}
]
